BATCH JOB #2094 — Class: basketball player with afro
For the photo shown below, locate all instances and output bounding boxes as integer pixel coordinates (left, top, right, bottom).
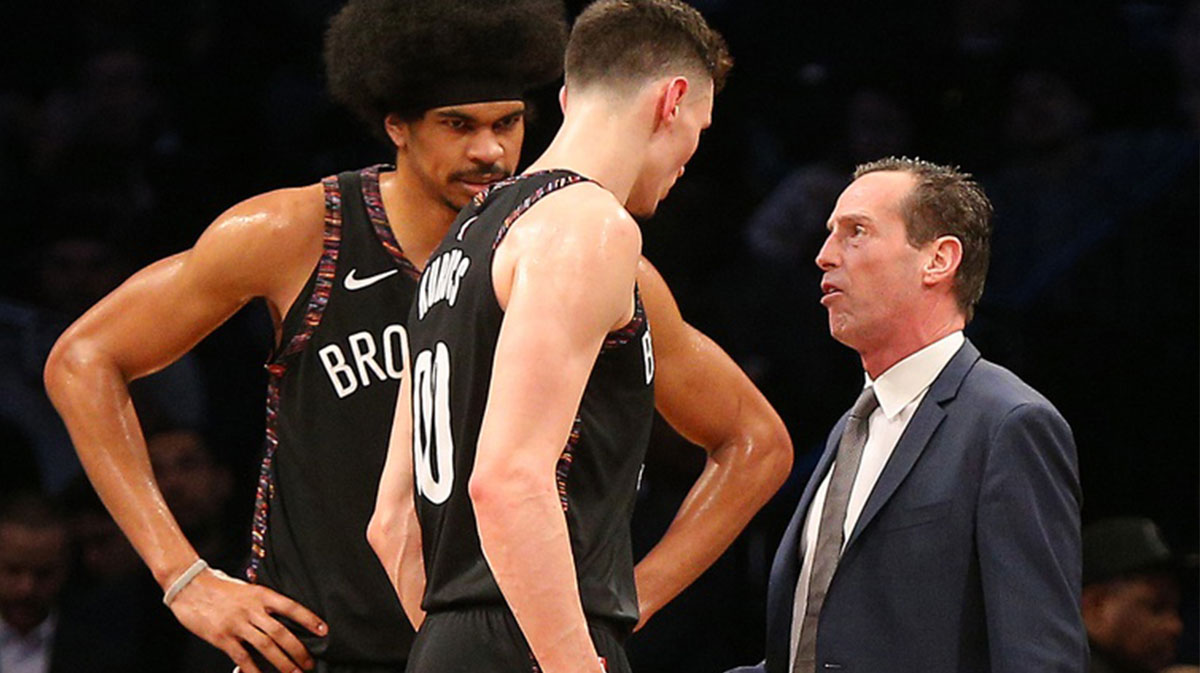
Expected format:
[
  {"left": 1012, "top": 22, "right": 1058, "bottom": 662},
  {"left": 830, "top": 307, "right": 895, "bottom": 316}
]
[
  {"left": 44, "top": 1, "right": 566, "bottom": 671},
  {"left": 370, "top": 1, "right": 793, "bottom": 672},
  {"left": 48, "top": 0, "right": 794, "bottom": 671}
]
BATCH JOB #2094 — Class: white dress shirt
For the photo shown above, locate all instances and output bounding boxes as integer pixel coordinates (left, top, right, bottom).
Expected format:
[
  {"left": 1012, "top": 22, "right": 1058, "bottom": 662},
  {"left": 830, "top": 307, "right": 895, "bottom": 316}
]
[
  {"left": 789, "top": 331, "right": 964, "bottom": 668},
  {"left": 0, "top": 615, "right": 56, "bottom": 673}
]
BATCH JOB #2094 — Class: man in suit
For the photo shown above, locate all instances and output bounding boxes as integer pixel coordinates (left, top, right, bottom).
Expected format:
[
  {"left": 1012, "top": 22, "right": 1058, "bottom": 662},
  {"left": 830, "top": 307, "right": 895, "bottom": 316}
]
[{"left": 735, "top": 156, "right": 1087, "bottom": 673}]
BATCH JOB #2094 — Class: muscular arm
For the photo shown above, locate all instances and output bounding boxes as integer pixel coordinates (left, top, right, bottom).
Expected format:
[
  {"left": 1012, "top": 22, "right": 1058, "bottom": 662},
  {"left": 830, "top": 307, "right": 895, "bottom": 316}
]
[
  {"left": 367, "top": 335, "right": 427, "bottom": 629},
  {"left": 977, "top": 402, "right": 1087, "bottom": 672},
  {"left": 633, "top": 259, "right": 793, "bottom": 628},
  {"left": 43, "top": 187, "right": 327, "bottom": 673},
  {"left": 470, "top": 188, "right": 639, "bottom": 673}
]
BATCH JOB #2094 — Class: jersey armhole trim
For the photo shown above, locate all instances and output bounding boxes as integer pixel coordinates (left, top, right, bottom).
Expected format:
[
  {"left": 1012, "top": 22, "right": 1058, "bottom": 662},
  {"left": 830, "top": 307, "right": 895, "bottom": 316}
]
[
  {"left": 601, "top": 286, "right": 645, "bottom": 353},
  {"left": 269, "top": 173, "right": 344, "bottom": 367},
  {"left": 247, "top": 174, "right": 346, "bottom": 578},
  {"left": 491, "top": 172, "right": 591, "bottom": 250}
]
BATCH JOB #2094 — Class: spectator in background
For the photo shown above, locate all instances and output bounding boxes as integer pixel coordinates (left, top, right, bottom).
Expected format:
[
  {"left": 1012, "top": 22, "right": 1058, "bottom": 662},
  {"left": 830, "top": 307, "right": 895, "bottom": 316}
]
[
  {"left": 0, "top": 494, "right": 69, "bottom": 669},
  {"left": 146, "top": 428, "right": 240, "bottom": 573},
  {"left": 0, "top": 492, "right": 136, "bottom": 673},
  {"left": 1082, "top": 518, "right": 1198, "bottom": 673},
  {"left": 0, "top": 235, "right": 206, "bottom": 495},
  {"left": 59, "top": 475, "right": 233, "bottom": 672},
  {"left": 32, "top": 48, "right": 180, "bottom": 255},
  {"left": 145, "top": 428, "right": 245, "bottom": 672},
  {"left": 59, "top": 478, "right": 142, "bottom": 587}
]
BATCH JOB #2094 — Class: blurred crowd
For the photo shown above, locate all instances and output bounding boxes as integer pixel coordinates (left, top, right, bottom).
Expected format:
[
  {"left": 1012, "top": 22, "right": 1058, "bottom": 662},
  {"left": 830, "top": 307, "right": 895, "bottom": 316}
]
[{"left": 1, "top": 0, "right": 1196, "bottom": 671}]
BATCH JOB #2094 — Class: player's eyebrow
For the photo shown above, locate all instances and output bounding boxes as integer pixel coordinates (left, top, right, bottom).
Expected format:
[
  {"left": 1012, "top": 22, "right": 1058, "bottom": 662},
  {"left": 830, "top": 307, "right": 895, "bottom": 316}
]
[{"left": 435, "top": 110, "right": 479, "bottom": 123}]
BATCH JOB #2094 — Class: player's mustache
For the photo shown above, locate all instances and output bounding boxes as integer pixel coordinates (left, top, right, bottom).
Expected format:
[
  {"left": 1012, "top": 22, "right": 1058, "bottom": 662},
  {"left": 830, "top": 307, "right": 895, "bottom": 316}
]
[{"left": 450, "top": 164, "right": 511, "bottom": 183}]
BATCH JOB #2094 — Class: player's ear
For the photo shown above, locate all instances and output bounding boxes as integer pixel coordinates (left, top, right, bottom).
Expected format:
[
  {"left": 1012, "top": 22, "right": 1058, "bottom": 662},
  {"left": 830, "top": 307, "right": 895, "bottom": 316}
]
[
  {"left": 655, "top": 76, "right": 689, "bottom": 129},
  {"left": 558, "top": 85, "right": 568, "bottom": 113},
  {"left": 384, "top": 113, "right": 411, "bottom": 150}
]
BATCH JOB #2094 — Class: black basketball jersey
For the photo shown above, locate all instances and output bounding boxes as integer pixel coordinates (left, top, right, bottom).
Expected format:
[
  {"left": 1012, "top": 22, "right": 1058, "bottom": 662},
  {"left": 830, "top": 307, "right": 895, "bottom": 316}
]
[
  {"left": 250, "top": 165, "right": 415, "bottom": 664},
  {"left": 407, "top": 170, "right": 656, "bottom": 629}
]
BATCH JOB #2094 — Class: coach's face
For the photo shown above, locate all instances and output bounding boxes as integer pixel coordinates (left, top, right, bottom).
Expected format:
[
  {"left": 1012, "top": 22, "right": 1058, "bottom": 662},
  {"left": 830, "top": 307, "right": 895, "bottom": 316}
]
[
  {"left": 391, "top": 100, "right": 525, "bottom": 213},
  {"left": 816, "top": 171, "right": 925, "bottom": 353}
]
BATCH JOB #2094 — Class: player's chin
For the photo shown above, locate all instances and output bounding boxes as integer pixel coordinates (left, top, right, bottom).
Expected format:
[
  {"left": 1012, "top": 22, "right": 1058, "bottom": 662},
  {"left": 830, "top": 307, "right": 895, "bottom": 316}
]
[{"left": 626, "top": 195, "right": 659, "bottom": 221}]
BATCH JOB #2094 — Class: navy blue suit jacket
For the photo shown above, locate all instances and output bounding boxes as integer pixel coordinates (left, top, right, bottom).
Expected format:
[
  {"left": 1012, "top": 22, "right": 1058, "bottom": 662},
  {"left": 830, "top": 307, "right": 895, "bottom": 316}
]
[{"left": 736, "top": 339, "right": 1087, "bottom": 673}]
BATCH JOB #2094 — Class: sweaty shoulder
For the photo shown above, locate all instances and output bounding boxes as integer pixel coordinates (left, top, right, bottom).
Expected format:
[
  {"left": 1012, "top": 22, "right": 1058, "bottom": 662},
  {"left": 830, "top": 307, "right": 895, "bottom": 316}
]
[
  {"left": 190, "top": 182, "right": 326, "bottom": 308},
  {"left": 491, "top": 181, "right": 641, "bottom": 316},
  {"left": 507, "top": 181, "right": 640, "bottom": 258}
]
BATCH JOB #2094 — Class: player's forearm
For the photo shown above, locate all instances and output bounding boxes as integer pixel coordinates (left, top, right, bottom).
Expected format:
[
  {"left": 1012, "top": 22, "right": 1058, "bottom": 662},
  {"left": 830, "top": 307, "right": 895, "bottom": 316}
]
[
  {"left": 635, "top": 428, "right": 791, "bottom": 622},
  {"left": 397, "top": 552, "right": 427, "bottom": 630},
  {"left": 471, "top": 469, "right": 601, "bottom": 673},
  {"left": 366, "top": 505, "right": 426, "bottom": 629},
  {"left": 44, "top": 337, "right": 199, "bottom": 589}
]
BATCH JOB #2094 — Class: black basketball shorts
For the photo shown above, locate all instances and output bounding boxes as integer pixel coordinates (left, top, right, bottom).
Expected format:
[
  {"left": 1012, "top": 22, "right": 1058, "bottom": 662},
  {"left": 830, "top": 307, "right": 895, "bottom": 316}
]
[{"left": 407, "top": 607, "right": 631, "bottom": 673}]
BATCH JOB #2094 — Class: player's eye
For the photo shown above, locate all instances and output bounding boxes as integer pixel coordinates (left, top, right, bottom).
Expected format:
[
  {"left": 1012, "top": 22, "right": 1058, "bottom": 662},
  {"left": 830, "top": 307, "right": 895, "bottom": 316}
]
[{"left": 495, "top": 114, "right": 522, "bottom": 131}]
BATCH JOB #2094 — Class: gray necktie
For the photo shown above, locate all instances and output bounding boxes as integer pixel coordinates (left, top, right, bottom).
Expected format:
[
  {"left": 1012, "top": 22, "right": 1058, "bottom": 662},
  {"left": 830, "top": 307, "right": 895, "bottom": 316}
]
[{"left": 793, "top": 385, "right": 879, "bottom": 673}]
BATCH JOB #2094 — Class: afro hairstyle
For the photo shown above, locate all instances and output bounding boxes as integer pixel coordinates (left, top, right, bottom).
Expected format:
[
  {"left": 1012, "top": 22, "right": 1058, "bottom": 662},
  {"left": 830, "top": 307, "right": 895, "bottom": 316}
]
[{"left": 324, "top": 0, "right": 567, "bottom": 139}]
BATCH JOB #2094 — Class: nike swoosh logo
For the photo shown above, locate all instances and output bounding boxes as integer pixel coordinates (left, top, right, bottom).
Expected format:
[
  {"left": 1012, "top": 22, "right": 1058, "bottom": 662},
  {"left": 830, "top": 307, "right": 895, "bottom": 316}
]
[{"left": 344, "top": 268, "right": 400, "bottom": 291}]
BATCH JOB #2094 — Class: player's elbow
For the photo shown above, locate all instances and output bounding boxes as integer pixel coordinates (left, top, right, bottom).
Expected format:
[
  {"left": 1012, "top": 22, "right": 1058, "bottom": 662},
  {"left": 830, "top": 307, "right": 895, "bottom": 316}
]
[
  {"left": 365, "top": 512, "right": 390, "bottom": 562},
  {"left": 717, "top": 410, "right": 793, "bottom": 497},
  {"left": 468, "top": 456, "right": 544, "bottom": 526},
  {"left": 43, "top": 332, "right": 105, "bottom": 409},
  {"left": 749, "top": 414, "right": 794, "bottom": 492}
]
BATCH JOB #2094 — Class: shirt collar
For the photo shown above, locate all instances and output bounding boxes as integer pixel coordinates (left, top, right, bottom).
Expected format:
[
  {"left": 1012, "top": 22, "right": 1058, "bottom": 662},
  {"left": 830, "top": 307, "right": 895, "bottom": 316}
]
[
  {"left": 865, "top": 331, "right": 964, "bottom": 419},
  {"left": 0, "top": 612, "right": 57, "bottom": 647}
]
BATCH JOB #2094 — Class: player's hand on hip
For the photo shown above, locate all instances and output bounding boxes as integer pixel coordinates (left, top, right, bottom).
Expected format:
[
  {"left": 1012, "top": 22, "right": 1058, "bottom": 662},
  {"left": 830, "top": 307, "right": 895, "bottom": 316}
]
[{"left": 168, "top": 568, "right": 327, "bottom": 673}]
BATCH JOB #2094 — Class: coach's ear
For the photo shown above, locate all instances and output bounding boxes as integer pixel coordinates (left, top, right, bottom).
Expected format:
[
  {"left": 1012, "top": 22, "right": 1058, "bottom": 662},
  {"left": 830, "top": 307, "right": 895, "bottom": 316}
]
[
  {"left": 922, "top": 234, "right": 962, "bottom": 288},
  {"left": 384, "top": 113, "right": 410, "bottom": 151}
]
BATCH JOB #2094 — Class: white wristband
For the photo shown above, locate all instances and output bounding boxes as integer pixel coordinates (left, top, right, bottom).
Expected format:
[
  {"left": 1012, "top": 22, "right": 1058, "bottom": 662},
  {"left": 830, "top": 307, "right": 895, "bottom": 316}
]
[{"left": 163, "top": 559, "right": 208, "bottom": 606}]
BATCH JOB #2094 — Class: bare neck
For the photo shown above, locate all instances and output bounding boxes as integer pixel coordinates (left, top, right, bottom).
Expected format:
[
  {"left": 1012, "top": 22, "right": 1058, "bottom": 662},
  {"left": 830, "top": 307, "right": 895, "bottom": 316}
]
[
  {"left": 378, "top": 165, "right": 458, "bottom": 270},
  {"left": 859, "top": 305, "right": 966, "bottom": 379},
  {"left": 525, "top": 96, "right": 649, "bottom": 204}
]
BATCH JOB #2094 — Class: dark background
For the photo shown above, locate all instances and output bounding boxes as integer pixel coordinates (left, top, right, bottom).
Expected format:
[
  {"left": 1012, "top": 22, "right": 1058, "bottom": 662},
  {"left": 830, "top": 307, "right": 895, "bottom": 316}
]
[{"left": 1, "top": 0, "right": 1196, "bottom": 670}]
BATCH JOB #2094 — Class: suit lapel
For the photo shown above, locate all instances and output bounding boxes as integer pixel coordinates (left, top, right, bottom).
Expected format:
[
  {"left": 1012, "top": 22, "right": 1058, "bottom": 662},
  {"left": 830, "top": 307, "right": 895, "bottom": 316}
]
[
  {"left": 843, "top": 340, "right": 981, "bottom": 551},
  {"left": 764, "top": 417, "right": 844, "bottom": 673}
]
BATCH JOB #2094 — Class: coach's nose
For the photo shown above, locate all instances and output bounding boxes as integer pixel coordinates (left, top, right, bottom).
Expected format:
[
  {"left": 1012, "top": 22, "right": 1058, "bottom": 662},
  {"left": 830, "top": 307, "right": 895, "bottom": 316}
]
[{"left": 815, "top": 231, "right": 840, "bottom": 271}]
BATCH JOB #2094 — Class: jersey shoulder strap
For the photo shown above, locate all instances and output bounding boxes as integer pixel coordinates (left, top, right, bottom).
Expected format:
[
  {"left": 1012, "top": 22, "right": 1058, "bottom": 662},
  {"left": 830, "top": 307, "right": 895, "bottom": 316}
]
[{"left": 269, "top": 170, "right": 347, "bottom": 365}]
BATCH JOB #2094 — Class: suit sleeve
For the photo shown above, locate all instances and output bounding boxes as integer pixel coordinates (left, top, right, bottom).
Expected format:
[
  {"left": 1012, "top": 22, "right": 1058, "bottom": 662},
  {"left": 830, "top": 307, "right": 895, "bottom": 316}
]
[{"left": 977, "top": 401, "right": 1087, "bottom": 672}]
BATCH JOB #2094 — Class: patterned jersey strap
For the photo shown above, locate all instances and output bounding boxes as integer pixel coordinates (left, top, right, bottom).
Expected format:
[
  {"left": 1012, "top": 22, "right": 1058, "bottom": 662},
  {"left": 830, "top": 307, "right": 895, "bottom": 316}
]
[
  {"left": 279, "top": 173, "right": 344, "bottom": 360},
  {"left": 493, "top": 171, "right": 591, "bottom": 250},
  {"left": 601, "top": 285, "right": 646, "bottom": 353},
  {"left": 360, "top": 164, "right": 421, "bottom": 280},
  {"left": 246, "top": 172, "right": 343, "bottom": 582}
]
